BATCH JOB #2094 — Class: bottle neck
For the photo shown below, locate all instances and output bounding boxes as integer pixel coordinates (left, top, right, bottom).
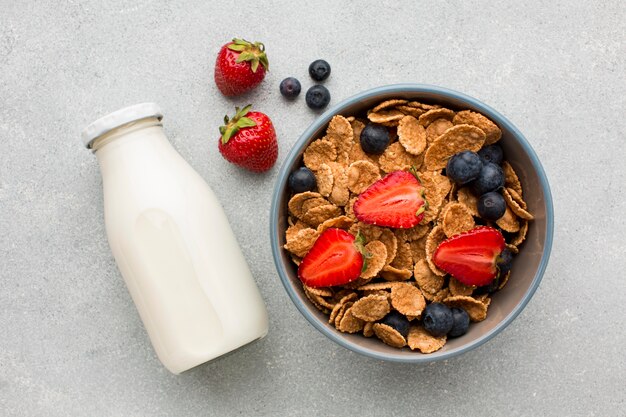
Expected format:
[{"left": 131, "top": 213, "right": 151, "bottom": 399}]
[
  {"left": 93, "top": 117, "right": 174, "bottom": 183},
  {"left": 91, "top": 117, "right": 163, "bottom": 152}
]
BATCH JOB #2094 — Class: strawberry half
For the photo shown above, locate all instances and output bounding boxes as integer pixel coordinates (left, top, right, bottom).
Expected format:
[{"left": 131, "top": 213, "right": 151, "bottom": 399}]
[
  {"left": 214, "top": 38, "right": 268, "bottom": 96},
  {"left": 298, "top": 228, "right": 365, "bottom": 288},
  {"left": 432, "top": 226, "right": 506, "bottom": 286},
  {"left": 353, "top": 170, "right": 426, "bottom": 228},
  {"left": 218, "top": 105, "right": 278, "bottom": 172}
]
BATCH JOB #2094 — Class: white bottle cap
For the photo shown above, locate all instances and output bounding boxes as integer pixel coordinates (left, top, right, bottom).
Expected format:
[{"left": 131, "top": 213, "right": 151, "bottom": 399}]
[{"left": 81, "top": 103, "right": 163, "bottom": 148}]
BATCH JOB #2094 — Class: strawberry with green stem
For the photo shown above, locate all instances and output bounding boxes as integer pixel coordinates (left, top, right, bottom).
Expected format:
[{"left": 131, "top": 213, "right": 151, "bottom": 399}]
[
  {"left": 218, "top": 105, "right": 278, "bottom": 172},
  {"left": 214, "top": 38, "right": 269, "bottom": 96}
]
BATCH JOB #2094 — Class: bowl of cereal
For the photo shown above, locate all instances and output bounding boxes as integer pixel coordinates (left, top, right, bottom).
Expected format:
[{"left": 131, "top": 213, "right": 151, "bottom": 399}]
[{"left": 270, "top": 84, "right": 553, "bottom": 362}]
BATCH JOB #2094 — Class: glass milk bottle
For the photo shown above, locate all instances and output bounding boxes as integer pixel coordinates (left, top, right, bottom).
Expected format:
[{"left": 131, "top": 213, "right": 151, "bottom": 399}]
[{"left": 82, "top": 103, "right": 268, "bottom": 374}]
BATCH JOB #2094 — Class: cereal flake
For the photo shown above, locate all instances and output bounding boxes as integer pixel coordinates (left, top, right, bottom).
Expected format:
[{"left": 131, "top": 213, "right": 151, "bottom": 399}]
[
  {"left": 420, "top": 170, "right": 452, "bottom": 223},
  {"left": 444, "top": 295, "right": 488, "bottom": 322},
  {"left": 371, "top": 99, "right": 408, "bottom": 113},
  {"left": 441, "top": 202, "right": 476, "bottom": 237},
  {"left": 391, "top": 283, "right": 426, "bottom": 316},
  {"left": 288, "top": 191, "right": 322, "bottom": 218},
  {"left": 495, "top": 205, "right": 521, "bottom": 233},
  {"left": 456, "top": 187, "right": 479, "bottom": 216},
  {"left": 398, "top": 115, "right": 427, "bottom": 156},
  {"left": 418, "top": 108, "right": 455, "bottom": 126},
  {"left": 373, "top": 323, "right": 407, "bottom": 348},
  {"left": 407, "top": 325, "right": 447, "bottom": 353},
  {"left": 315, "top": 163, "right": 334, "bottom": 197},
  {"left": 380, "top": 265, "right": 413, "bottom": 281},
  {"left": 301, "top": 204, "right": 342, "bottom": 227},
  {"left": 337, "top": 307, "right": 365, "bottom": 333},
  {"left": 361, "top": 240, "right": 388, "bottom": 279},
  {"left": 426, "top": 118, "right": 454, "bottom": 143},
  {"left": 283, "top": 228, "right": 319, "bottom": 258},
  {"left": 317, "top": 215, "right": 354, "bottom": 234},
  {"left": 453, "top": 110, "right": 502, "bottom": 145},
  {"left": 423, "top": 124, "right": 486, "bottom": 170},
  {"left": 501, "top": 161, "right": 523, "bottom": 197},
  {"left": 325, "top": 115, "right": 354, "bottom": 157},
  {"left": 378, "top": 142, "right": 424, "bottom": 173},
  {"left": 347, "top": 160, "right": 381, "bottom": 194},
  {"left": 414, "top": 260, "right": 445, "bottom": 298},
  {"left": 503, "top": 187, "right": 533, "bottom": 220},
  {"left": 448, "top": 277, "right": 475, "bottom": 296},
  {"left": 368, "top": 109, "right": 405, "bottom": 124},
  {"left": 351, "top": 294, "right": 390, "bottom": 321},
  {"left": 425, "top": 225, "right": 447, "bottom": 276},
  {"left": 303, "top": 139, "right": 337, "bottom": 171}
]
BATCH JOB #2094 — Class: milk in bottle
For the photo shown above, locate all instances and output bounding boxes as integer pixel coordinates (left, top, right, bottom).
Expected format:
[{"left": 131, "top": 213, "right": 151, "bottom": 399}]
[{"left": 82, "top": 103, "right": 268, "bottom": 374}]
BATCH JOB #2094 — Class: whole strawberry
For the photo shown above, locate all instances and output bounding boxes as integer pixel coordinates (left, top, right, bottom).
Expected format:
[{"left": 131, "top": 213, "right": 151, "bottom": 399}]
[
  {"left": 214, "top": 38, "right": 269, "bottom": 96},
  {"left": 218, "top": 105, "right": 278, "bottom": 172}
]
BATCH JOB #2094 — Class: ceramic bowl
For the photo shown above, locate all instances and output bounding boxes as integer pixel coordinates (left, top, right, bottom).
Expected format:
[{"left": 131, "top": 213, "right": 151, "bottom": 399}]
[{"left": 270, "top": 84, "right": 553, "bottom": 362}]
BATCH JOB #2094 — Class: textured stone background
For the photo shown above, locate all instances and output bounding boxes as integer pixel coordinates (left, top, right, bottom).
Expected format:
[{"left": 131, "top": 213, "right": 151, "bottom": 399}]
[{"left": 1, "top": 1, "right": 625, "bottom": 416}]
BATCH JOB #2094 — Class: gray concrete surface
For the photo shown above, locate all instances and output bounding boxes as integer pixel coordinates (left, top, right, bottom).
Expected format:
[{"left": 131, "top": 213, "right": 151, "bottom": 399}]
[{"left": 1, "top": 1, "right": 625, "bottom": 416}]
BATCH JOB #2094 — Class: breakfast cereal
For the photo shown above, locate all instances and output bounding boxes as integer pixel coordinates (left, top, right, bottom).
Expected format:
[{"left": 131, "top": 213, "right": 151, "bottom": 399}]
[{"left": 283, "top": 98, "right": 534, "bottom": 353}]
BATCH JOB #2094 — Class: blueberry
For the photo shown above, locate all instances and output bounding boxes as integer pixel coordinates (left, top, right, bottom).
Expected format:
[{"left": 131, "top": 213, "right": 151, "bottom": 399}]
[
  {"left": 497, "top": 248, "right": 514, "bottom": 274},
  {"left": 471, "top": 162, "right": 505, "bottom": 195},
  {"left": 305, "top": 85, "right": 331, "bottom": 110},
  {"left": 360, "top": 123, "right": 390, "bottom": 154},
  {"left": 381, "top": 311, "right": 410, "bottom": 338},
  {"left": 478, "top": 144, "right": 503, "bottom": 165},
  {"left": 446, "top": 151, "right": 483, "bottom": 185},
  {"left": 279, "top": 77, "right": 301, "bottom": 99},
  {"left": 422, "top": 303, "right": 454, "bottom": 337},
  {"left": 477, "top": 191, "right": 506, "bottom": 221},
  {"left": 448, "top": 308, "right": 470, "bottom": 338},
  {"left": 474, "top": 275, "right": 500, "bottom": 294},
  {"left": 308, "top": 59, "right": 331, "bottom": 81},
  {"left": 288, "top": 167, "right": 316, "bottom": 193}
]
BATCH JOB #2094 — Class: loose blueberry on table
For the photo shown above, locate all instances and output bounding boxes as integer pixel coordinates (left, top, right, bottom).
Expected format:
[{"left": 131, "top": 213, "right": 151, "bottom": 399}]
[
  {"left": 305, "top": 85, "right": 331, "bottom": 110},
  {"left": 308, "top": 59, "right": 331, "bottom": 81},
  {"left": 279, "top": 77, "right": 301, "bottom": 99}
]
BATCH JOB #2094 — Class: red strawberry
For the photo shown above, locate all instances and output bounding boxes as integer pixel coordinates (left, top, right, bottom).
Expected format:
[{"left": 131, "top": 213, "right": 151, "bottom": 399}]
[
  {"left": 353, "top": 170, "right": 427, "bottom": 228},
  {"left": 218, "top": 105, "right": 278, "bottom": 172},
  {"left": 298, "top": 228, "right": 365, "bottom": 288},
  {"left": 214, "top": 38, "right": 269, "bottom": 96},
  {"left": 432, "top": 226, "right": 506, "bottom": 286}
]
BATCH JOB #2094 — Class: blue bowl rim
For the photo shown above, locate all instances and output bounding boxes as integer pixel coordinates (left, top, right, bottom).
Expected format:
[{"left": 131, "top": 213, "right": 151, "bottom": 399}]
[{"left": 270, "top": 83, "right": 554, "bottom": 363}]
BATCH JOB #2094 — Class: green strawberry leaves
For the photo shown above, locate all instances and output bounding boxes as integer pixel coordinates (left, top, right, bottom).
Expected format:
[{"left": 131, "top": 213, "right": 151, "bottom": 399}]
[
  {"left": 227, "top": 38, "right": 269, "bottom": 73},
  {"left": 220, "top": 105, "right": 258, "bottom": 144}
]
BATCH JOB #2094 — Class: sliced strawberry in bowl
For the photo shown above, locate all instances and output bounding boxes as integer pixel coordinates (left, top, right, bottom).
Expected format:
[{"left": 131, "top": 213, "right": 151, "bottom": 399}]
[
  {"left": 432, "top": 226, "right": 506, "bottom": 286},
  {"left": 298, "top": 228, "right": 365, "bottom": 288},
  {"left": 353, "top": 170, "right": 426, "bottom": 229}
]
